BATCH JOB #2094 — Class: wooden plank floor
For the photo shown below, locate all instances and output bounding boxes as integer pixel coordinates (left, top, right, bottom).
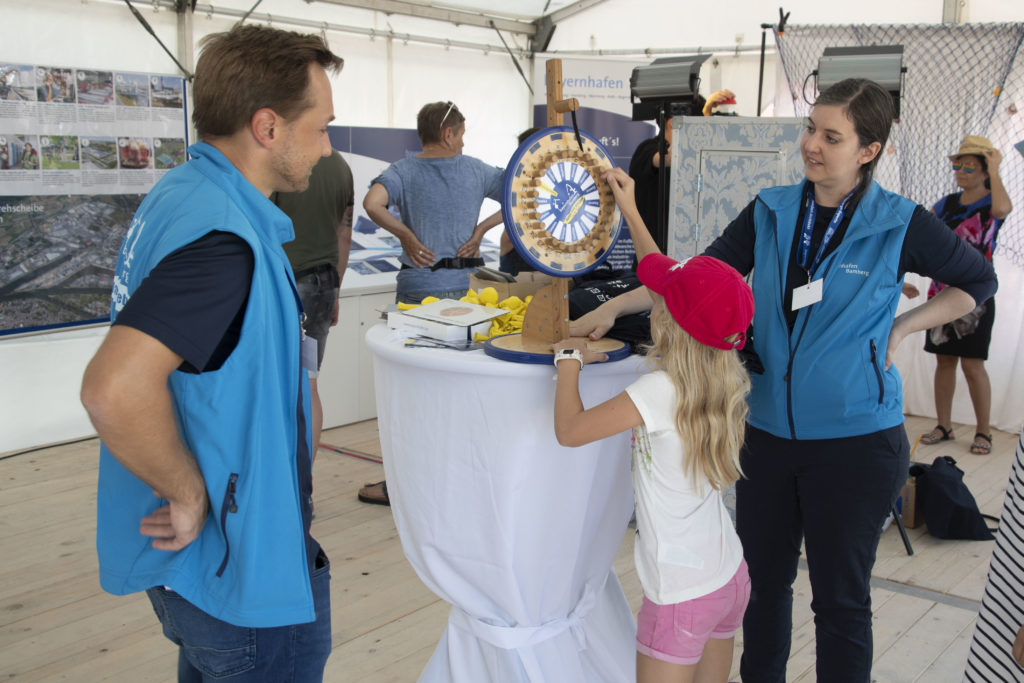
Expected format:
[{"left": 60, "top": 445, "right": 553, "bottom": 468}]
[{"left": 0, "top": 415, "right": 1016, "bottom": 682}]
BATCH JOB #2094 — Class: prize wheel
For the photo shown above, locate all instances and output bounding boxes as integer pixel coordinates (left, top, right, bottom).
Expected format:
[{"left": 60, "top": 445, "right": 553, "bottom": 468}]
[{"left": 501, "top": 126, "right": 623, "bottom": 277}]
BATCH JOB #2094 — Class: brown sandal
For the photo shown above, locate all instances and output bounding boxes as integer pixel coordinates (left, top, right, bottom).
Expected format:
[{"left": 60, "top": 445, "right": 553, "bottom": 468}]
[
  {"left": 357, "top": 480, "right": 391, "bottom": 506},
  {"left": 921, "top": 425, "right": 954, "bottom": 445},
  {"left": 970, "top": 433, "right": 992, "bottom": 455}
]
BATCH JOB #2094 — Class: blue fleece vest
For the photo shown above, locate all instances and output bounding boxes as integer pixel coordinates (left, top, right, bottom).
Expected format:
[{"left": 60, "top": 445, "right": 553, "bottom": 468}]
[
  {"left": 747, "top": 181, "right": 917, "bottom": 440},
  {"left": 97, "top": 142, "right": 315, "bottom": 627}
]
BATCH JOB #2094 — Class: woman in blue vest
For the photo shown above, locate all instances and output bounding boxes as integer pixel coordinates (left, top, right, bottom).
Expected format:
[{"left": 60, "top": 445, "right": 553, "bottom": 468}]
[{"left": 574, "top": 78, "right": 997, "bottom": 682}]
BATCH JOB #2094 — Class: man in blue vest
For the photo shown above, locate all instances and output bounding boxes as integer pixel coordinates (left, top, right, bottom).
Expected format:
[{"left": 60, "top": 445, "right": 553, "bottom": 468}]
[{"left": 80, "top": 25, "right": 343, "bottom": 681}]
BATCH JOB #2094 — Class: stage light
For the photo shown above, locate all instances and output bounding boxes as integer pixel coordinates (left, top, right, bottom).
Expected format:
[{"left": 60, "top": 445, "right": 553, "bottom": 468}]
[
  {"left": 816, "top": 45, "right": 906, "bottom": 118},
  {"left": 629, "top": 54, "right": 711, "bottom": 121}
]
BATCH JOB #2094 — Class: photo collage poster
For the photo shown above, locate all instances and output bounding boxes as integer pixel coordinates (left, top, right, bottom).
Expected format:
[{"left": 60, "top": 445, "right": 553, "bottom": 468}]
[{"left": 0, "top": 62, "right": 187, "bottom": 335}]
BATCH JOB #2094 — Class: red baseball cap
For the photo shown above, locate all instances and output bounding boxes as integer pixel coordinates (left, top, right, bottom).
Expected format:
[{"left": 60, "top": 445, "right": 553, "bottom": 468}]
[{"left": 637, "top": 254, "right": 754, "bottom": 350}]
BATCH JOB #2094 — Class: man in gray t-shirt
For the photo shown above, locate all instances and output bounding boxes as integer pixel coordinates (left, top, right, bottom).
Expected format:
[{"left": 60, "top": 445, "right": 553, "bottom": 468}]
[
  {"left": 363, "top": 101, "right": 504, "bottom": 304},
  {"left": 358, "top": 101, "right": 504, "bottom": 506}
]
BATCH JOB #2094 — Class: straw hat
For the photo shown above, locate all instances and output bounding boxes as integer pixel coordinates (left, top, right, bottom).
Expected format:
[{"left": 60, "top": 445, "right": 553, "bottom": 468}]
[{"left": 948, "top": 135, "right": 994, "bottom": 160}]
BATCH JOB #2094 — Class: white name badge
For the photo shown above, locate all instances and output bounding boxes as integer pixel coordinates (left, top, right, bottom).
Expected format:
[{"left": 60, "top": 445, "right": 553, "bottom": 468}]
[
  {"left": 301, "top": 335, "right": 318, "bottom": 373},
  {"left": 792, "top": 279, "right": 823, "bottom": 311}
]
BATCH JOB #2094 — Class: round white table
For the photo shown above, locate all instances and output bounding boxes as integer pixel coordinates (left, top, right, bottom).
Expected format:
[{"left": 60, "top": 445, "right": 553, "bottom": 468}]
[{"left": 366, "top": 324, "right": 645, "bottom": 682}]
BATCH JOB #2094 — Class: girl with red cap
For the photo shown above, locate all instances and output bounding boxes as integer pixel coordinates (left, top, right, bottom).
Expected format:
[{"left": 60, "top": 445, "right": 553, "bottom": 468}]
[{"left": 553, "top": 248, "right": 755, "bottom": 681}]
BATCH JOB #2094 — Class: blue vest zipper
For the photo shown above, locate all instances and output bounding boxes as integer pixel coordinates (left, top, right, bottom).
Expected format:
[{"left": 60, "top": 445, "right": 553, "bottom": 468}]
[
  {"left": 869, "top": 339, "right": 885, "bottom": 405},
  {"left": 215, "top": 473, "right": 239, "bottom": 578}
]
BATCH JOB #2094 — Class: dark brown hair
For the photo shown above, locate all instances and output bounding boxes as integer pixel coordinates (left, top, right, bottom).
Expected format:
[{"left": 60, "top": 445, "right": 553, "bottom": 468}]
[
  {"left": 417, "top": 101, "right": 465, "bottom": 146},
  {"left": 815, "top": 78, "right": 894, "bottom": 181},
  {"left": 517, "top": 127, "right": 540, "bottom": 145},
  {"left": 193, "top": 24, "right": 343, "bottom": 140}
]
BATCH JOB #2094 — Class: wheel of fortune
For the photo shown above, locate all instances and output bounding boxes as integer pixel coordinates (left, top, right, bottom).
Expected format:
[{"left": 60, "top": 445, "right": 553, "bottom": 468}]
[
  {"left": 501, "top": 126, "right": 623, "bottom": 277},
  {"left": 484, "top": 126, "right": 631, "bottom": 364}
]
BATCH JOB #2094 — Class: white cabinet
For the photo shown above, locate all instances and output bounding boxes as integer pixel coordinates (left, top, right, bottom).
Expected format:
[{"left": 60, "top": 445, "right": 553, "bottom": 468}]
[{"left": 317, "top": 289, "right": 394, "bottom": 428}]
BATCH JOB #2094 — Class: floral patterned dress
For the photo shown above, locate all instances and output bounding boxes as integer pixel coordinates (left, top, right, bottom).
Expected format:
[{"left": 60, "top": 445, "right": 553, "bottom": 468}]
[{"left": 923, "top": 192, "right": 1001, "bottom": 359}]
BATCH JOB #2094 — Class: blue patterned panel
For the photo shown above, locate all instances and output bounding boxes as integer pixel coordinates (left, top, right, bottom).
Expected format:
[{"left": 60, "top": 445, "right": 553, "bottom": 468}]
[{"left": 669, "top": 116, "right": 806, "bottom": 260}]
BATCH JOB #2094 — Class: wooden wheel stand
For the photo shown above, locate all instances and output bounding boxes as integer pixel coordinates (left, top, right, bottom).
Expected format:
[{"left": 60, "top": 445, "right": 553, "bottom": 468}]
[{"left": 484, "top": 59, "right": 630, "bottom": 364}]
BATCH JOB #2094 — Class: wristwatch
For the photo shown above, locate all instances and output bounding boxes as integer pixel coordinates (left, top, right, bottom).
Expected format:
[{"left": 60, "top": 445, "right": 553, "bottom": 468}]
[{"left": 553, "top": 348, "right": 584, "bottom": 370}]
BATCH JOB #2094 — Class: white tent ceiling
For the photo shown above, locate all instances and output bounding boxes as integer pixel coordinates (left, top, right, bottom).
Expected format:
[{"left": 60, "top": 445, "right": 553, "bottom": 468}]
[
  {"left": 385, "top": 0, "right": 583, "bottom": 19},
  {"left": 175, "top": 0, "right": 609, "bottom": 48},
  {"left": 125, "top": 0, "right": 615, "bottom": 58},
  {"left": 313, "top": 0, "right": 599, "bottom": 26}
]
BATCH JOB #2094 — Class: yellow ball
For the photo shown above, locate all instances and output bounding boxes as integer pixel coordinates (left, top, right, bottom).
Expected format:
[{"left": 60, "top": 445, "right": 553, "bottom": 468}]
[{"left": 478, "top": 287, "right": 499, "bottom": 306}]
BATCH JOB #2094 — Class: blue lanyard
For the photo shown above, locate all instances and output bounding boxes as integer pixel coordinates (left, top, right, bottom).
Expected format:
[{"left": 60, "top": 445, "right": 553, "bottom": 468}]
[{"left": 798, "top": 186, "right": 856, "bottom": 276}]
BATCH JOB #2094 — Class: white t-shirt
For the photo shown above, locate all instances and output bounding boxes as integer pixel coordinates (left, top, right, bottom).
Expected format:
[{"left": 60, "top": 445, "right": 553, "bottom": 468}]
[{"left": 625, "top": 370, "right": 744, "bottom": 605}]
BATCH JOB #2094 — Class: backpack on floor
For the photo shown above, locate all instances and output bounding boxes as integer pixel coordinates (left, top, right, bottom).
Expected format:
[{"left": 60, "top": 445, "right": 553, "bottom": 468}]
[{"left": 909, "top": 456, "right": 997, "bottom": 541}]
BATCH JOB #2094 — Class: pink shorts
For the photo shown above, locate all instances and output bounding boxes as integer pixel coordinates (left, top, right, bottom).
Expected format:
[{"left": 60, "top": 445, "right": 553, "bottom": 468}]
[{"left": 636, "top": 559, "right": 751, "bottom": 666}]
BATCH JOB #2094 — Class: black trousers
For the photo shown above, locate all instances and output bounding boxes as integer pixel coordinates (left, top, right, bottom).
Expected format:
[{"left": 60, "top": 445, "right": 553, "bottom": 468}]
[{"left": 736, "top": 424, "right": 909, "bottom": 683}]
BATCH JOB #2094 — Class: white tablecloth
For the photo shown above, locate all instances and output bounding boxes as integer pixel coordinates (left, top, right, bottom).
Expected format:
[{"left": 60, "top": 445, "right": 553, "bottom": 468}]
[{"left": 366, "top": 324, "right": 645, "bottom": 682}]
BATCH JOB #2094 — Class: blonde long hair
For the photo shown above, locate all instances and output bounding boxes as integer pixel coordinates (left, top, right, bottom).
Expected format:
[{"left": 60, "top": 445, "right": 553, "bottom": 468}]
[{"left": 646, "top": 297, "right": 750, "bottom": 493}]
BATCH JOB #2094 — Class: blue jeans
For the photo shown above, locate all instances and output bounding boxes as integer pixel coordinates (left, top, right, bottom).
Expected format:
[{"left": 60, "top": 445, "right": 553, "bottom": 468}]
[
  {"left": 736, "top": 425, "right": 908, "bottom": 683},
  {"left": 146, "top": 553, "right": 332, "bottom": 682},
  {"left": 295, "top": 266, "right": 340, "bottom": 372}
]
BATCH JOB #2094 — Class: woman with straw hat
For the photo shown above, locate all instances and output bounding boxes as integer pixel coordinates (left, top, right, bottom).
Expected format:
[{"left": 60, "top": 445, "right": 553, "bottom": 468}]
[{"left": 918, "top": 135, "right": 1012, "bottom": 455}]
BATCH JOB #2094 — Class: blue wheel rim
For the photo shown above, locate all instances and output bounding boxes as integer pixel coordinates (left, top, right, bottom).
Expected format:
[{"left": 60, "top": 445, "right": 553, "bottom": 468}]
[{"left": 501, "top": 126, "right": 623, "bottom": 278}]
